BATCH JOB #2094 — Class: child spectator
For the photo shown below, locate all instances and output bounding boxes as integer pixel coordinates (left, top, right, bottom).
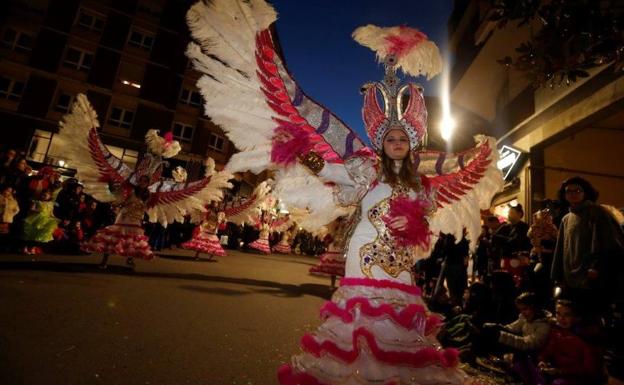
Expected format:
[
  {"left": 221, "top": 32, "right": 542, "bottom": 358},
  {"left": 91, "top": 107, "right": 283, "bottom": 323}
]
[
  {"left": 0, "top": 185, "right": 20, "bottom": 250},
  {"left": 517, "top": 299, "right": 604, "bottom": 385}
]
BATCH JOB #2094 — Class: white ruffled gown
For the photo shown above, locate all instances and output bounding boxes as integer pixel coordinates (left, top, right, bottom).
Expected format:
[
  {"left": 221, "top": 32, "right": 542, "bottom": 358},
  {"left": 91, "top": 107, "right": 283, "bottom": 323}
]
[{"left": 279, "top": 160, "right": 471, "bottom": 385}]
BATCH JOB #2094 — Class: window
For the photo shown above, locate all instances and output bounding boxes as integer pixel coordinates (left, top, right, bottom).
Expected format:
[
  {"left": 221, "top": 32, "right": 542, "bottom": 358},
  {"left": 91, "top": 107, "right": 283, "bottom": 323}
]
[
  {"left": 63, "top": 47, "right": 93, "bottom": 72},
  {"left": 128, "top": 29, "right": 154, "bottom": 50},
  {"left": 76, "top": 9, "right": 105, "bottom": 32},
  {"left": 208, "top": 132, "right": 225, "bottom": 152},
  {"left": 179, "top": 88, "right": 202, "bottom": 107},
  {"left": 172, "top": 122, "right": 194, "bottom": 142},
  {"left": 54, "top": 92, "right": 75, "bottom": 113},
  {"left": 107, "top": 145, "right": 138, "bottom": 169},
  {"left": 2, "top": 28, "right": 34, "bottom": 53},
  {"left": 108, "top": 107, "right": 135, "bottom": 129},
  {"left": 0, "top": 76, "right": 25, "bottom": 101},
  {"left": 28, "top": 130, "right": 53, "bottom": 163}
]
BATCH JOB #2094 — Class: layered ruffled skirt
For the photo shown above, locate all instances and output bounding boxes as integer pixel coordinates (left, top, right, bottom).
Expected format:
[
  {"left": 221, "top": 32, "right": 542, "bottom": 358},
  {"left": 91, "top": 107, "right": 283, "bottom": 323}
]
[
  {"left": 278, "top": 278, "right": 472, "bottom": 385},
  {"left": 82, "top": 223, "right": 153, "bottom": 259},
  {"left": 249, "top": 237, "right": 271, "bottom": 254},
  {"left": 309, "top": 251, "right": 346, "bottom": 277},
  {"left": 273, "top": 242, "right": 291, "bottom": 254},
  {"left": 181, "top": 231, "right": 226, "bottom": 257}
]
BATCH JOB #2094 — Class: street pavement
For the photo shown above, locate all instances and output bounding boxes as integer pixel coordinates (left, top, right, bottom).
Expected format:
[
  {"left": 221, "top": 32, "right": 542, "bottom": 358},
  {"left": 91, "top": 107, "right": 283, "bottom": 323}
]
[{"left": 0, "top": 249, "right": 335, "bottom": 385}]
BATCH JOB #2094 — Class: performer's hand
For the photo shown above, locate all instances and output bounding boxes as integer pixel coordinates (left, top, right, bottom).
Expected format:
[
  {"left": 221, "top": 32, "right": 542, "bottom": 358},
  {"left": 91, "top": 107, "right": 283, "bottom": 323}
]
[{"left": 388, "top": 216, "right": 408, "bottom": 232}]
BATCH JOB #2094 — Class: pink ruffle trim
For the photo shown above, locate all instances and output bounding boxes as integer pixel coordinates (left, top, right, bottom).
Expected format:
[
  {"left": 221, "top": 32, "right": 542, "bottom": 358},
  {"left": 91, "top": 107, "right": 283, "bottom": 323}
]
[
  {"left": 301, "top": 327, "right": 459, "bottom": 368},
  {"left": 249, "top": 239, "right": 271, "bottom": 254},
  {"left": 81, "top": 225, "right": 153, "bottom": 259},
  {"left": 181, "top": 238, "right": 226, "bottom": 256},
  {"left": 339, "top": 277, "right": 422, "bottom": 296},
  {"left": 273, "top": 243, "right": 291, "bottom": 254},
  {"left": 320, "top": 297, "right": 441, "bottom": 334}
]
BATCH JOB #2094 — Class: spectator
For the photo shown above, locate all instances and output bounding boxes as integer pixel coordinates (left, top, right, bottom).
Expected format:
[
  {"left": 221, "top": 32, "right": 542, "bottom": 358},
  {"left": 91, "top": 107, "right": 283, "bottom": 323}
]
[
  {"left": 492, "top": 203, "right": 531, "bottom": 265},
  {"left": 552, "top": 176, "right": 624, "bottom": 314},
  {"left": 486, "top": 292, "right": 552, "bottom": 353},
  {"left": 518, "top": 299, "right": 604, "bottom": 385},
  {"left": 0, "top": 185, "right": 20, "bottom": 250}
]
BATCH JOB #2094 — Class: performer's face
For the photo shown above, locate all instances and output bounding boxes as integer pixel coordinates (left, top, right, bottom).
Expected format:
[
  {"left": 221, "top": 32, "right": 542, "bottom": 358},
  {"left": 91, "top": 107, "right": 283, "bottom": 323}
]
[{"left": 383, "top": 129, "right": 410, "bottom": 160}]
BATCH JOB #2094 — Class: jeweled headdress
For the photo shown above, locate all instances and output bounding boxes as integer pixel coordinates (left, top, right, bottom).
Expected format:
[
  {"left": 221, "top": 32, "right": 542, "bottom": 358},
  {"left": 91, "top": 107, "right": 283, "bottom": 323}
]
[{"left": 353, "top": 25, "right": 442, "bottom": 152}]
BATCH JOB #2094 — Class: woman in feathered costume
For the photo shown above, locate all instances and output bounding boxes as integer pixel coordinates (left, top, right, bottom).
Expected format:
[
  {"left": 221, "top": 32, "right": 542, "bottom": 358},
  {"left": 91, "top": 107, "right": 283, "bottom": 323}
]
[
  {"left": 309, "top": 215, "right": 355, "bottom": 287},
  {"left": 186, "top": 1, "right": 503, "bottom": 383},
  {"left": 182, "top": 180, "right": 272, "bottom": 259},
  {"left": 55, "top": 94, "right": 232, "bottom": 269}
]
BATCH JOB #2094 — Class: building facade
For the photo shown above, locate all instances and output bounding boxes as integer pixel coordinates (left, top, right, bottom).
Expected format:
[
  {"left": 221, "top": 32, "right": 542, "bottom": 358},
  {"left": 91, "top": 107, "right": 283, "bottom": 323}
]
[
  {"left": 1, "top": 0, "right": 236, "bottom": 180},
  {"left": 449, "top": 0, "right": 624, "bottom": 216}
]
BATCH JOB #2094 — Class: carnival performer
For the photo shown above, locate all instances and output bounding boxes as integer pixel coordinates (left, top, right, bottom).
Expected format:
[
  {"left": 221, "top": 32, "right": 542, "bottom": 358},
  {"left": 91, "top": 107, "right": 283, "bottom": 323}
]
[
  {"left": 248, "top": 210, "right": 272, "bottom": 254},
  {"left": 55, "top": 94, "right": 232, "bottom": 269},
  {"left": 273, "top": 221, "right": 296, "bottom": 254},
  {"left": 309, "top": 215, "right": 353, "bottom": 287},
  {"left": 22, "top": 189, "right": 59, "bottom": 254},
  {"left": 182, "top": 202, "right": 227, "bottom": 260},
  {"left": 186, "top": 1, "right": 503, "bottom": 383}
]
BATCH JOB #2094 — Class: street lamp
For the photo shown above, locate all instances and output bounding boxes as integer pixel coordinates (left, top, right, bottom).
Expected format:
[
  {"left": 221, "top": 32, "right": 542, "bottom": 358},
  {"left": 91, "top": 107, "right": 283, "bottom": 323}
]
[{"left": 439, "top": 49, "right": 454, "bottom": 142}]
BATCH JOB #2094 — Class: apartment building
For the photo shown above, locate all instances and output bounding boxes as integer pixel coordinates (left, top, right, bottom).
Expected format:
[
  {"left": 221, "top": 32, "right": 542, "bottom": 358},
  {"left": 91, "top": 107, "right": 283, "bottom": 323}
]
[{"left": 448, "top": 0, "right": 624, "bottom": 215}]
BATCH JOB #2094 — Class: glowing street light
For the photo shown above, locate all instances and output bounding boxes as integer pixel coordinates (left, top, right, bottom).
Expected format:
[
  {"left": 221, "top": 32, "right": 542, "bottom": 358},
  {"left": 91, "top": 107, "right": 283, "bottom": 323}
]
[{"left": 439, "top": 49, "right": 454, "bottom": 142}]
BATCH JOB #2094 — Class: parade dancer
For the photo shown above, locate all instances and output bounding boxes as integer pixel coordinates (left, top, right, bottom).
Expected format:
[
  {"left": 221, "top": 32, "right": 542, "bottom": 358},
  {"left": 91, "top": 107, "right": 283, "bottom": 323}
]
[
  {"left": 248, "top": 210, "right": 272, "bottom": 254},
  {"left": 309, "top": 215, "right": 355, "bottom": 287},
  {"left": 182, "top": 203, "right": 227, "bottom": 260},
  {"left": 273, "top": 221, "right": 296, "bottom": 254},
  {"left": 56, "top": 95, "right": 232, "bottom": 268},
  {"left": 187, "top": 1, "right": 503, "bottom": 383},
  {"left": 182, "top": 180, "right": 272, "bottom": 260}
]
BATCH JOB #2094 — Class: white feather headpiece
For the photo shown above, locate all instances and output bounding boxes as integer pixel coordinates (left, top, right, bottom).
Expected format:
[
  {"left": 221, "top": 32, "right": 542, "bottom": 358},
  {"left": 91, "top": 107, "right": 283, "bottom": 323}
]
[
  {"left": 352, "top": 25, "right": 442, "bottom": 80},
  {"left": 145, "top": 129, "right": 182, "bottom": 159}
]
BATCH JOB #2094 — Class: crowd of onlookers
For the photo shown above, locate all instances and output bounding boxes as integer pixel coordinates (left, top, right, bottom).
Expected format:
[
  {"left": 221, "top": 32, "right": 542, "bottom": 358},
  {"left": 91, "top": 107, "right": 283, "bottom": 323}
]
[{"left": 415, "top": 177, "right": 624, "bottom": 384}]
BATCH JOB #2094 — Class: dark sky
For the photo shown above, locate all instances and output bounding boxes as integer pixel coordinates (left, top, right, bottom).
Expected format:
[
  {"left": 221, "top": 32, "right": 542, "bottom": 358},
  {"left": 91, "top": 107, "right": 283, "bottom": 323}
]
[{"left": 271, "top": 0, "right": 454, "bottom": 143}]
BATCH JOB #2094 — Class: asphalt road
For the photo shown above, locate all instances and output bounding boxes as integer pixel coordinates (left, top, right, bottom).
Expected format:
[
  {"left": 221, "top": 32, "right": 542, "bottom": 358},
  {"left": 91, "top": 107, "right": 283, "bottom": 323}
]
[{"left": 0, "top": 249, "right": 335, "bottom": 385}]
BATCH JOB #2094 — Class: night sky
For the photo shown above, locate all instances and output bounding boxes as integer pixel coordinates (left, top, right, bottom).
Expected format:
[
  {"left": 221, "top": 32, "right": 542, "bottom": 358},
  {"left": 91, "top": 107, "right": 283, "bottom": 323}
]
[{"left": 271, "top": 0, "right": 454, "bottom": 143}]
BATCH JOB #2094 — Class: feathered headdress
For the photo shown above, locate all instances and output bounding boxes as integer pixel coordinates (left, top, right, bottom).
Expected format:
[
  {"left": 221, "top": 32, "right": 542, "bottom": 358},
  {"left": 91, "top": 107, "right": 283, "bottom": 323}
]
[
  {"left": 145, "top": 129, "right": 182, "bottom": 159},
  {"left": 353, "top": 25, "right": 442, "bottom": 152}
]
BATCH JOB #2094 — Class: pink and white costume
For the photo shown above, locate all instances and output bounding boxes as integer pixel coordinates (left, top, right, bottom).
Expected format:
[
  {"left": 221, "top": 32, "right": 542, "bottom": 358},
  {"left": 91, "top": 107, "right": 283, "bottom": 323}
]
[
  {"left": 272, "top": 229, "right": 292, "bottom": 254},
  {"left": 186, "top": 2, "right": 503, "bottom": 383},
  {"left": 82, "top": 189, "right": 153, "bottom": 260},
  {"left": 249, "top": 222, "right": 271, "bottom": 254},
  {"left": 182, "top": 211, "right": 226, "bottom": 257}
]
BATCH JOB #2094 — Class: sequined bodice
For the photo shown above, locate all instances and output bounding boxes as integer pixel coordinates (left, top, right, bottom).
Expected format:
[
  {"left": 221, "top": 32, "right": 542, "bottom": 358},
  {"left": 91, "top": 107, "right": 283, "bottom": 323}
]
[{"left": 359, "top": 184, "right": 417, "bottom": 278}]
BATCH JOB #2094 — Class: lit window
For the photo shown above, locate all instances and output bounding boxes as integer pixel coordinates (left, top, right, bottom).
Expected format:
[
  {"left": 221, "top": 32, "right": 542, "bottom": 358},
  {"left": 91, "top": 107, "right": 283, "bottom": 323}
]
[
  {"left": 108, "top": 107, "right": 135, "bottom": 129},
  {"left": 179, "top": 88, "right": 202, "bottom": 107},
  {"left": 63, "top": 47, "right": 94, "bottom": 72},
  {"left": 2, "top": 28, "right": 34, "bottom": 53},
  {"left": 54, "top": 92, "right": 75, "bottom": 113},
  {"left": 172, "top": 122, "right": 195, "bottom": 142},
  {"left": 208, "top": 132, "right": 225, "bottom": 152},
  {"left": 128, "top": 29, "right": 154, "bottom": 50},
  {"left": 28, "top": 129, "right": 53, "bottom": 163},
  {"left": 107, "top": 145, "right": 138, "bottom": 168},
  {"left": 76, "top": 9, "right": 105, "bottom": 32},
  {"left": 0, "top": 76, "right": 25, "bottom": 101}
]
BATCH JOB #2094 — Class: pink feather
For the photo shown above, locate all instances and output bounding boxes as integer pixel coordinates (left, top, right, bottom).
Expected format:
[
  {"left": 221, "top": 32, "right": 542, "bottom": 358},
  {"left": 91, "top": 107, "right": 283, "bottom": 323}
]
[
  {"left": 383, "top": 195, "right": 432, "bottom": 248},
  {"left": 270, "top": 122, "right": 312, "bottom": 166},
  {"left": 385, "top": 26, "right": 427, "bottom": 59}
]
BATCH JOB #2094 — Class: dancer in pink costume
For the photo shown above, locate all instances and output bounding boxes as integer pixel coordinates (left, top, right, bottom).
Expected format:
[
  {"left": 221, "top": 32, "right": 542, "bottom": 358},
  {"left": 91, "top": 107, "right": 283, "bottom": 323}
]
[
  {"left": 187, "top": 1, "right": 503, "bottom": 383},
  {"left": 272, "top": 222, "right": 296, "bottom": 254},
  {"left": 56, "top": 94, "right": 232, "bottom": 268},
  {"left": 248, "top": 211, "right": 272, "bottom": 254},
  {"left": 310, "top": 215, "right": 357, "bottom": 287},
  {"left": 182, "top": 204, "right": 227, "bottom": 260}
]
